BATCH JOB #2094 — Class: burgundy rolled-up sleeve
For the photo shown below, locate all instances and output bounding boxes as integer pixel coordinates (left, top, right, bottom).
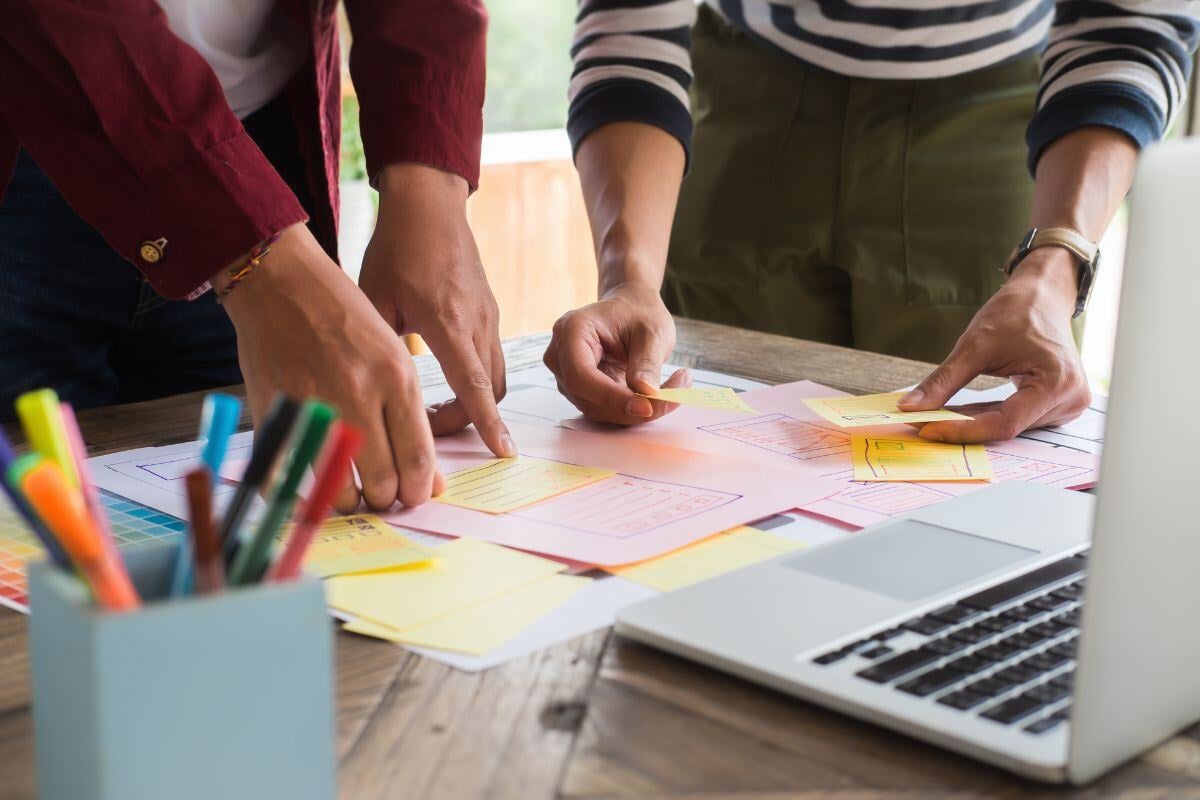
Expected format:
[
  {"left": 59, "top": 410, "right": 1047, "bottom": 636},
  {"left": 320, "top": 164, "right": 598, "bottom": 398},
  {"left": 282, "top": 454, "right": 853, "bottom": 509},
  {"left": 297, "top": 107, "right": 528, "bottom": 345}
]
[
  {"left": 344, "top": 0, "right": 487, "bottom": 191},
  {"left": 0, "top": 1, "right": 308, "bottom": 299}
]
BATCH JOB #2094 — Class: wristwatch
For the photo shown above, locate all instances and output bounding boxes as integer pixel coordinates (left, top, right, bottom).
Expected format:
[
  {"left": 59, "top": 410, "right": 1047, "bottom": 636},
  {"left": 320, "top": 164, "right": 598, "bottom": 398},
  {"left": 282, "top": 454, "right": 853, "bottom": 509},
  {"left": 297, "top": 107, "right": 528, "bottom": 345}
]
[{"left": 1005, "top": 226, "right": 1100, "bottom": 318}]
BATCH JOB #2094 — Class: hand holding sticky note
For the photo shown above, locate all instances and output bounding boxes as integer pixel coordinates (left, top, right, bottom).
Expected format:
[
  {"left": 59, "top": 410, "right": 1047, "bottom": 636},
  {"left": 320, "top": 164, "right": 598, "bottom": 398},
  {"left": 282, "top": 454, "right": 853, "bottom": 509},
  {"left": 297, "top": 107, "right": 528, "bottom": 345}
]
[
  {"left": 639, "top": 386, "right": 757, "bottom": 414},
  {"left": 803, "top": 392, "right": 972, "bottom": 427},
  {"left": 435, "top": 456, "right": 615, "bottom": 514},
  {"left": 850, "top": 435, "right": 993, "bottom": 482}
]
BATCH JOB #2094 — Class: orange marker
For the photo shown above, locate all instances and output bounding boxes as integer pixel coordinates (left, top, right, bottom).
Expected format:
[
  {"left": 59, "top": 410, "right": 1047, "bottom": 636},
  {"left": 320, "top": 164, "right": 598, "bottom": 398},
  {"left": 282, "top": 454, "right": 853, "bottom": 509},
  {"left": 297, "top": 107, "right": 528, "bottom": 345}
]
[{"left": 21, "top": 461, "right": 141, "bottom": 612}]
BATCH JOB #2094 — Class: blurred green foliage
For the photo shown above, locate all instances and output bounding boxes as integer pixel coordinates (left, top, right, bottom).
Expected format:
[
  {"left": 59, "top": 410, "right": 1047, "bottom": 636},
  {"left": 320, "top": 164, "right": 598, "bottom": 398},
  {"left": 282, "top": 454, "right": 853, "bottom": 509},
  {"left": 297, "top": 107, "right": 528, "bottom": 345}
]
[
  {"left": 483, "top": 0, "right": 574, "bottom": 132},
  {"left": 340, "top": 94, "right": 367, "bottom": 181},
  {"left": 338, "top": 0, "right": 573, "bottom": 179}
]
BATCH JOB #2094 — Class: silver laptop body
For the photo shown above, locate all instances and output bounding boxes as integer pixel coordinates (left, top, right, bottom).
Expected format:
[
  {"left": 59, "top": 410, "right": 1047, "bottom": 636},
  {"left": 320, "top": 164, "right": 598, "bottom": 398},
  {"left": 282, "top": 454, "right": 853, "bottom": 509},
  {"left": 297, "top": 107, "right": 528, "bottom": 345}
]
[{"left": 615, "top": 139, "right": 1200, "bottom": 784}]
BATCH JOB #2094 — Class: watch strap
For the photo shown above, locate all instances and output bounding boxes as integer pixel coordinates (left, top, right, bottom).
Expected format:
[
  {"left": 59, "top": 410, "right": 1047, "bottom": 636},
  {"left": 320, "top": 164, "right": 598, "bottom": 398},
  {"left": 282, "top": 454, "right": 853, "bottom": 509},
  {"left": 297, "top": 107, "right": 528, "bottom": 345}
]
[{"left": 1006, "top": 226, "right": 1100, "bottom": 318}]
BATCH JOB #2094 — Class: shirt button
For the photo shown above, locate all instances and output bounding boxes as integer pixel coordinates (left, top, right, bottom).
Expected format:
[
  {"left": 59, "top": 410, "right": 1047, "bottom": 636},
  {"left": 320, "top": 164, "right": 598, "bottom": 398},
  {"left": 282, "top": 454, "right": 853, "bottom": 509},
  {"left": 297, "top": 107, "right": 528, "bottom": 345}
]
[{"left": 140, "top": 238, "right": 167, "bottom": 263}]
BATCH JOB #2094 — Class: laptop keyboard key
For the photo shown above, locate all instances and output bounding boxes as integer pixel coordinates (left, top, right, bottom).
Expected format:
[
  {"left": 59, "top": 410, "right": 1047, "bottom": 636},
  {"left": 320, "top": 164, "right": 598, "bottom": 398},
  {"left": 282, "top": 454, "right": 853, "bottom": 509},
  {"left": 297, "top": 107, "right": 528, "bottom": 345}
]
[
  {"left": 903, "top": 615, "right": 951, "bottom": 636},
  {"left": 859, "top": 645, "right": 894, "bottom": 659},
  {"left": 981, "top": 694, "right": 1047, "bottom": 725},
  {"left": 1027, "top": 595, "right": 1071, "bottom": 612},
  {"left": 977, "top": 616, "right": 1021, "bottom": 633},
  {"left": 897, "top": 667, "right": 965, "bottom": 697},
  {"left": 938, "top": 690, "right": 990, "bottom": 711},
  {"left": 929, "top": 604, "right": 982, "bottom": 624},
  {"left": 924, "top": 637, "right": 968, "bottom": 656},
  {"left": 872, "top": 627, "right": 906, "bottom": 641},
  {"left": 1027, "top": 682, "right": 1071, "bottom": 704},
  {"left": 966, "top": 676, "right": 1016, "bottom": 697},
  {"left": 950, "top": 626, "right": 994, "bottom": 645},
  {"left": 813, "top": 650, "right": 846, "bottom": 666},
  {"left": 976, "top": 642, "right": 1022, "bottom": 662},
  {"left": 995, "top": 665, "right": 1041, "bottom": 684},
  {"left": 959, "top": 559, "right": 1085, "bottom": 611},
  {"left": 856, "top": 648, "right": 940, "bottom": 683},
  {"left": 1024, "top": 650, "right": 1070, "bottom": 672},
  {"left": 945, "top": 655, "right": 991, "bottom": 675},
  {"left": 1024, "top": 714, "right": 1067, "bottom": 734}
]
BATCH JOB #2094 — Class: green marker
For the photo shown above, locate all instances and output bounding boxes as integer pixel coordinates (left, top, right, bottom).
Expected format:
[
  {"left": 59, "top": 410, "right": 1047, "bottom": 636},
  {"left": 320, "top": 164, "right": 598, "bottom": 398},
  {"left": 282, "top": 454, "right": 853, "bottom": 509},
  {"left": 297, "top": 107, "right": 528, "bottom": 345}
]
[{"left": 228, "top": 400, "right": 336, "bottom": 585}]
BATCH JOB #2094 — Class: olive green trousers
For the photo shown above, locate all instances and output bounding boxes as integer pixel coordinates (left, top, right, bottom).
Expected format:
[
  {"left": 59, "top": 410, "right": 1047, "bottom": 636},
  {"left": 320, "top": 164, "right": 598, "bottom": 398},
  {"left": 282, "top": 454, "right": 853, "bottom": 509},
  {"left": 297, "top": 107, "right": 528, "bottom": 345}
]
[{"left": 663, "top": 7, "right": 1040, "bottom": 364}]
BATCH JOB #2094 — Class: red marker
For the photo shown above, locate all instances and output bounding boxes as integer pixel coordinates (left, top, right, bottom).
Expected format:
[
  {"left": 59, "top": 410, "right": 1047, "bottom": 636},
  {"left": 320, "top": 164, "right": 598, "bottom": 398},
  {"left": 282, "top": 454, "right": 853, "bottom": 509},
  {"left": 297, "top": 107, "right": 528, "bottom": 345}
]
[
  {"left": 266, "top": 422, "right": 363, "bottom": 582},
  {"left": 184, "top": 469, "right": 224, "bottom": 594}
]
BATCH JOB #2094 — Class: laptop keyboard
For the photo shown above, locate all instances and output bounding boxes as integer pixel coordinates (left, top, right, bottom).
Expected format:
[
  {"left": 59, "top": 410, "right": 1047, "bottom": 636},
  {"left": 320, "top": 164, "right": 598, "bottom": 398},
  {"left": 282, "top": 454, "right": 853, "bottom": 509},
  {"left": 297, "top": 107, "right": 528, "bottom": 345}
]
[{"left": 811, "top": 553, "right": 1087, "bottom": 735}]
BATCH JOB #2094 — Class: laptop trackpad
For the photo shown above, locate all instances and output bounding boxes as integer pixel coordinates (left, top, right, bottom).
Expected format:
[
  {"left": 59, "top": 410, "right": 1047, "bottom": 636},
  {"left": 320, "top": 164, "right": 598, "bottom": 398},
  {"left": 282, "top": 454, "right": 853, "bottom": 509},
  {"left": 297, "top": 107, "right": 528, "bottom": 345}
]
[{"left": 782, "top": 520, "right": 1037, "bottom": 602}]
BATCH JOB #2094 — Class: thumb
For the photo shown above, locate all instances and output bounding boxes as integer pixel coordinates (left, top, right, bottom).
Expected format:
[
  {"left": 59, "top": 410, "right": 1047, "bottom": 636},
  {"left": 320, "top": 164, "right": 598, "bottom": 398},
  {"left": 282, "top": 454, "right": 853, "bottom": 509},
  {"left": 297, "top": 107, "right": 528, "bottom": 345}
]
[
  {"left": 899, "top": 351, "right": 979, "bottom": 410},
  {"left": 625, "top": 325, "right": 668, "bottom": 396}
]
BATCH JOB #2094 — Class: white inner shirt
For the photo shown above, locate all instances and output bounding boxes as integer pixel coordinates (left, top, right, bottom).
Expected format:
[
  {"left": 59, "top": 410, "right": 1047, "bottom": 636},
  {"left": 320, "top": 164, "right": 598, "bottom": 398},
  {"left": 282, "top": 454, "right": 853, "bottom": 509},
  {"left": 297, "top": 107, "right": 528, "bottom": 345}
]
[{"left": 157, "top": 0, "right": 307, "bottom": 119}]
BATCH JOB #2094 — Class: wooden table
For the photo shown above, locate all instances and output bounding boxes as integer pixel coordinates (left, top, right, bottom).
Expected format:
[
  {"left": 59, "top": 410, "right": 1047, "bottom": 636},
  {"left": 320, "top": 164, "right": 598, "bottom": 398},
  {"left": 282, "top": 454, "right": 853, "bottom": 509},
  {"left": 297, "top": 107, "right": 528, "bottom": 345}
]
[{"left": 2, "top": 319, "right": 1198, "bottom": 799}]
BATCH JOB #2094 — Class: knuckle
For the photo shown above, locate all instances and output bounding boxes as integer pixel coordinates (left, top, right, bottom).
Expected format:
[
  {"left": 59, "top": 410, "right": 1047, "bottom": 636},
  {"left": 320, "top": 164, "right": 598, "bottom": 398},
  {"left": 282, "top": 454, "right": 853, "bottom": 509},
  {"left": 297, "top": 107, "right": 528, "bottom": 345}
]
[
  {"left": 403, "top": 451, "right": 434, "bottom": 476},
  {"left": 465, "top": 371, "right": 493, "bottom": 391}
]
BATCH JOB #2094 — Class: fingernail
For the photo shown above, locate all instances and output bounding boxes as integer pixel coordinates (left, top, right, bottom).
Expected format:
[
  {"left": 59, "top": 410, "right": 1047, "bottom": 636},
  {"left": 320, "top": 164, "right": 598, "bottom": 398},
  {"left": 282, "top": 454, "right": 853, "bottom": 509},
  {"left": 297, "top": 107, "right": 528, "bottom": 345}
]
[
  {"left": 625, "top": 398, "right": 653, "bottom": 418},
  {"left": 499, "top": 432, "right": 517, "bottom": 458},
  {"left": 900, "top": 389, "right": 924, "bottom": 407}
]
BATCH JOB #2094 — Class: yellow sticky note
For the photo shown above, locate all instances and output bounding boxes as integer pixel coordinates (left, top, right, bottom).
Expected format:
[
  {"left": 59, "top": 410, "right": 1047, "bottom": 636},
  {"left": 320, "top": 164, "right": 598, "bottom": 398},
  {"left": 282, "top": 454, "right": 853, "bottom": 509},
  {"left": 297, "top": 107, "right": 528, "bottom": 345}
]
[
  {"left": 434, "top": 456, "right": 615, "bottom": 514},
  {"left": 343, "top": 573, "right": 589, "bottom": 655},
  {"left": 641, "top": 386, "right": 757, "bottom": 414},
  {"left": 282, "top": 515, "right": 433, "bottom": 578},
  {"left": 851, "top": 435, "right": 993, "bottom": 482},
  {"left": 803, "top": 392, "right": 972, "bottom": 427},
  {"left": 605, "top": 526, "right": 803, "bottom": 592},
  {"left": 326, "top": 537, "right": 566, "bottom": 631}
]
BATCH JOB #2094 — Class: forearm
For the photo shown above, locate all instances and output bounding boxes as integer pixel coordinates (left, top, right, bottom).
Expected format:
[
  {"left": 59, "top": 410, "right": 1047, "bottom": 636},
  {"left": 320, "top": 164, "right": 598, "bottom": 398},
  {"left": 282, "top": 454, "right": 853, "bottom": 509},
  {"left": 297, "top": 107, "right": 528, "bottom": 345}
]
[
  {"left": 576, "top": 122, "right": 685, "bottom": 296},
  {"left": 1015, "top": 127, "right": 1139, "bottom": 313}
]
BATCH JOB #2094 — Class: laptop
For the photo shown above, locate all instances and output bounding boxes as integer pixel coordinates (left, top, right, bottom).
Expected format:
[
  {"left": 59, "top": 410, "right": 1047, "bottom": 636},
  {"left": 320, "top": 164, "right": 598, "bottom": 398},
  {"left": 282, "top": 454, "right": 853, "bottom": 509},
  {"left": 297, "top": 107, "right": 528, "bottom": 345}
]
[{"left": 614, "top": 138, "right": 1200, "bottom": 784}]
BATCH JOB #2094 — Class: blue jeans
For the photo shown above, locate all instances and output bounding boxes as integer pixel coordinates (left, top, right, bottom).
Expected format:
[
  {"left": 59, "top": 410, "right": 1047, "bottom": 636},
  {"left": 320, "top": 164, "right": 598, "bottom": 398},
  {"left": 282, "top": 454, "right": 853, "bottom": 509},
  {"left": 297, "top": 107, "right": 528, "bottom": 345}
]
[{"left": 0, "top": 95, "right": 313, "bottom": 421}]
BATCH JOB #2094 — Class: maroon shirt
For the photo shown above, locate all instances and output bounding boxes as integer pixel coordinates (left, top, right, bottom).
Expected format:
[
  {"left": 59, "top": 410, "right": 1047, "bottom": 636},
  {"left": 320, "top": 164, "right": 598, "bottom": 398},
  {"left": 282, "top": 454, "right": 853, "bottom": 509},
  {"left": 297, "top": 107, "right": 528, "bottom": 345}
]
[{"left": 0, "top": 0, "right": 486, "bottom": 300}]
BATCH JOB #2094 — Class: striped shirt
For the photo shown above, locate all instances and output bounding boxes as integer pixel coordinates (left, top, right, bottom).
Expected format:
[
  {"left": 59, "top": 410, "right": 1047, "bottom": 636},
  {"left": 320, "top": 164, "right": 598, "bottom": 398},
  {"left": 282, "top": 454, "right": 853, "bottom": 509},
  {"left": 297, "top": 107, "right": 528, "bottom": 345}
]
[{"left": 568, "top": 1, "right": 1200, "bottom": 170}]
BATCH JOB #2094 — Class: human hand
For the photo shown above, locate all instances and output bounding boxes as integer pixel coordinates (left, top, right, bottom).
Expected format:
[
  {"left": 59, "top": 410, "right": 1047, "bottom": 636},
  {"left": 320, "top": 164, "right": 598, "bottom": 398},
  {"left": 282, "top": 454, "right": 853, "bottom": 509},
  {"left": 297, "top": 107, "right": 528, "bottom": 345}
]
[
  {"left": 543, "top": 281, "right": 689, "bottom": 424},
  {"left": 358, "top": 164, "right": 514, "bottom": 458},
  {"left": 218, "top": 223, "right": 444, "bottom": 512},
  {"left": 898, "top": 248, "right": 1091, "bottom": 442}
]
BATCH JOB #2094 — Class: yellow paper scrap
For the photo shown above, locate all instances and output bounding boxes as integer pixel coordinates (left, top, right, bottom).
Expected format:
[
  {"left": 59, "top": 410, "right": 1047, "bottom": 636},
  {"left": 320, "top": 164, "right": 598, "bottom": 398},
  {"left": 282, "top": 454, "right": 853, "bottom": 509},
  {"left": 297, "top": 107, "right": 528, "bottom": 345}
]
[
  {"left": 605, "top": 526, "right": 804, "bottom": 593},
  {"left": 640, "top": 386, "right": 757, "bottom": 414},
  {"left": 803, "top": 392, "right": 972, "bottom": 427},
  {"left": 326, "top": 537, "right": 566, "bottom": 631},
  {"left": 342, "top": 573, "right": 590, "bottom": 655},
  {"left": 282, "top": 515, "right": 433, "bottom": 578},
  {"left": 434, "top": 456, "right": 615, "bottom": 514},
  {"left": 851, "top": 435, "right": 993, "bottom": 482}
]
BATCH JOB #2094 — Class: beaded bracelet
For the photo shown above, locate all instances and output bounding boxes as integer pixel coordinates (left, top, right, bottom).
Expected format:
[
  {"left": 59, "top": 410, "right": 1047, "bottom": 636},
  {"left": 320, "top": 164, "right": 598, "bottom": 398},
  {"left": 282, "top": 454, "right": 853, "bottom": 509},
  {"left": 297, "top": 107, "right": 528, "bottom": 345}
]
[{"left": 217, "top": 232, "right": 282, "bottom": 300}]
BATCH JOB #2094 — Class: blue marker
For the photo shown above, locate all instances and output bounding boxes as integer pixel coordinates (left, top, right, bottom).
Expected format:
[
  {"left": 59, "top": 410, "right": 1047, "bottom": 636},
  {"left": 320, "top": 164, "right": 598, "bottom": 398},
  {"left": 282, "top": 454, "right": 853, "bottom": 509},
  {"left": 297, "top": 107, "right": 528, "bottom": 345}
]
[
  {"left": 0, "top": 428, "right": 71, "bottom": 568},
  {"left": 199, "top": 394, "right": 242, "bottom": 476},
  {"left": 171, "top": 393, "right": 242, "bottom": 596}
]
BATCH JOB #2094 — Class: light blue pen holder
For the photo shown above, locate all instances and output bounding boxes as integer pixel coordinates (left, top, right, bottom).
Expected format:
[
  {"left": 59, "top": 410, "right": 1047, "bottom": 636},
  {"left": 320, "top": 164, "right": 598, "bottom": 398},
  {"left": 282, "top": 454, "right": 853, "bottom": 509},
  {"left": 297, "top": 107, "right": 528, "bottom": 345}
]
[{"left": 28, "top": 543, "right": 335, "bottom": 800}]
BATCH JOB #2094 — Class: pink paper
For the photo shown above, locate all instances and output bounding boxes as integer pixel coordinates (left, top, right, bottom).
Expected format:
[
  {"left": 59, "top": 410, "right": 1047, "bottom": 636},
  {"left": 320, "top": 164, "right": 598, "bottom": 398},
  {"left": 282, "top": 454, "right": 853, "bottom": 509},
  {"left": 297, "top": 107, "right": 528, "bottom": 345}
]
[
  {"left": 565, "top": 380, "right": 1099, "bottom": 529},
  {"left": 385, "top": 421, "right": 837, "bottom": 565}
]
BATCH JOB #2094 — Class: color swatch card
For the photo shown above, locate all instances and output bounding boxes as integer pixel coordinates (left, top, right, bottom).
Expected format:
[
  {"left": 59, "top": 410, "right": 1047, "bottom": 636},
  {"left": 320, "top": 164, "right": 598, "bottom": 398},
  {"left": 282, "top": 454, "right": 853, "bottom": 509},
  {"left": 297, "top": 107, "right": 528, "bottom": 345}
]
[
  {"left": 290, "top": 515, "right": 433, "bottom": 577},
  {"left": 606, "top": 525, "right": 803, "bottom": 592},
  {"left": 343, "top": 573, "right": 590, "bottom": 655},
  {"left": 387, "top": 420, "right": 835, "bottom": 566},
  {"left": 0, "top": 490, "right": 186, "bottom": 612},
  {"left": 850, "top": 435, "right": 993, "bottom": 482},
  {"left": 640, "top": 387, "right": 757, "bottom": 414},
  {"left": 802, "top": 392, "right": 971, "bottom": 427},
  {"left": 435, "top": 457, "right": 615, "bottom": 514}
]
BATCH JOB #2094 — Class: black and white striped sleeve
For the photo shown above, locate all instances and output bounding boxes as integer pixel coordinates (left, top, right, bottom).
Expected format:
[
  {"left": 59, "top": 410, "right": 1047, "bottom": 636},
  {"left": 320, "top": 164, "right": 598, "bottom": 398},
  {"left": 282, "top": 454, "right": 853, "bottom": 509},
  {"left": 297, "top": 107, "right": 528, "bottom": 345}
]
[
  {"left": 1028, "top": 0, "right": 1200, "bottom": 170},
  {"left": 567, "top": 0, "right": 696, "bottom": 160}
]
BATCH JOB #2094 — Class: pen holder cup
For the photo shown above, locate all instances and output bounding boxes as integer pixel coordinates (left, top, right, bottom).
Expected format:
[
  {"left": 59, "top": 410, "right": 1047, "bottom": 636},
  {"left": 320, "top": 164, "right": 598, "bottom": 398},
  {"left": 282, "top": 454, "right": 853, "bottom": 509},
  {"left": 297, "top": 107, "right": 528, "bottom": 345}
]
[{"left": 28, "top": 543, "right": 336, "bottom": 800}]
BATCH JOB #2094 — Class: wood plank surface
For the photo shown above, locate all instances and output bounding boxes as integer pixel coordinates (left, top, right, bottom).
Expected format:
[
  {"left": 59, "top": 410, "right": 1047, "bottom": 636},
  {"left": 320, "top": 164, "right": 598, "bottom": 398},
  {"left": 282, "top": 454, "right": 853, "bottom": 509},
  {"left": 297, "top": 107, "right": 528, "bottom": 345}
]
[{"left": 0, "top": 321, "right": 1195, "bottom": 800}]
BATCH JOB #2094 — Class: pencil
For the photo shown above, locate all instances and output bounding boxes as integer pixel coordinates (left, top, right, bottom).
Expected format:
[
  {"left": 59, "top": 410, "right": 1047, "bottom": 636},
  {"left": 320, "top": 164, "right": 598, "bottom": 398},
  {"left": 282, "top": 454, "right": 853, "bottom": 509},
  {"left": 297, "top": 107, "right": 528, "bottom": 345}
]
[
  {"left": 266, "top": 421, "right": 363, "bottom": 582},
  {"left": 184, "top": 468, "right": 223, "bottom": 594}
]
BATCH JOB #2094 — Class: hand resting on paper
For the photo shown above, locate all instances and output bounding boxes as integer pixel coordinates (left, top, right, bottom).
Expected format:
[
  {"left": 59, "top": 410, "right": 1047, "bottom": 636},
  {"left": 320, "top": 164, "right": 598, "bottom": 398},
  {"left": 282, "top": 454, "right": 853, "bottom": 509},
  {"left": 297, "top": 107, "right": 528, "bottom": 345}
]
[
  {"left": 544, "top": 282, "right": 691, "bottom": 425},
  {"left": 217, "top": 223, "right": 445, "bottom": 513}
]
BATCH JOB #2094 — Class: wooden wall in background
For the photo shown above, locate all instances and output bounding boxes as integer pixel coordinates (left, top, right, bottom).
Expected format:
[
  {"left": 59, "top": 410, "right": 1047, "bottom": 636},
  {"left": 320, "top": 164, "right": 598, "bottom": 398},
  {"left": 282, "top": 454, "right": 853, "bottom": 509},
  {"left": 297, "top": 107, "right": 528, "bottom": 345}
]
[{"left": 467, "top": 159, "right": 598, "bottom": 341}]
